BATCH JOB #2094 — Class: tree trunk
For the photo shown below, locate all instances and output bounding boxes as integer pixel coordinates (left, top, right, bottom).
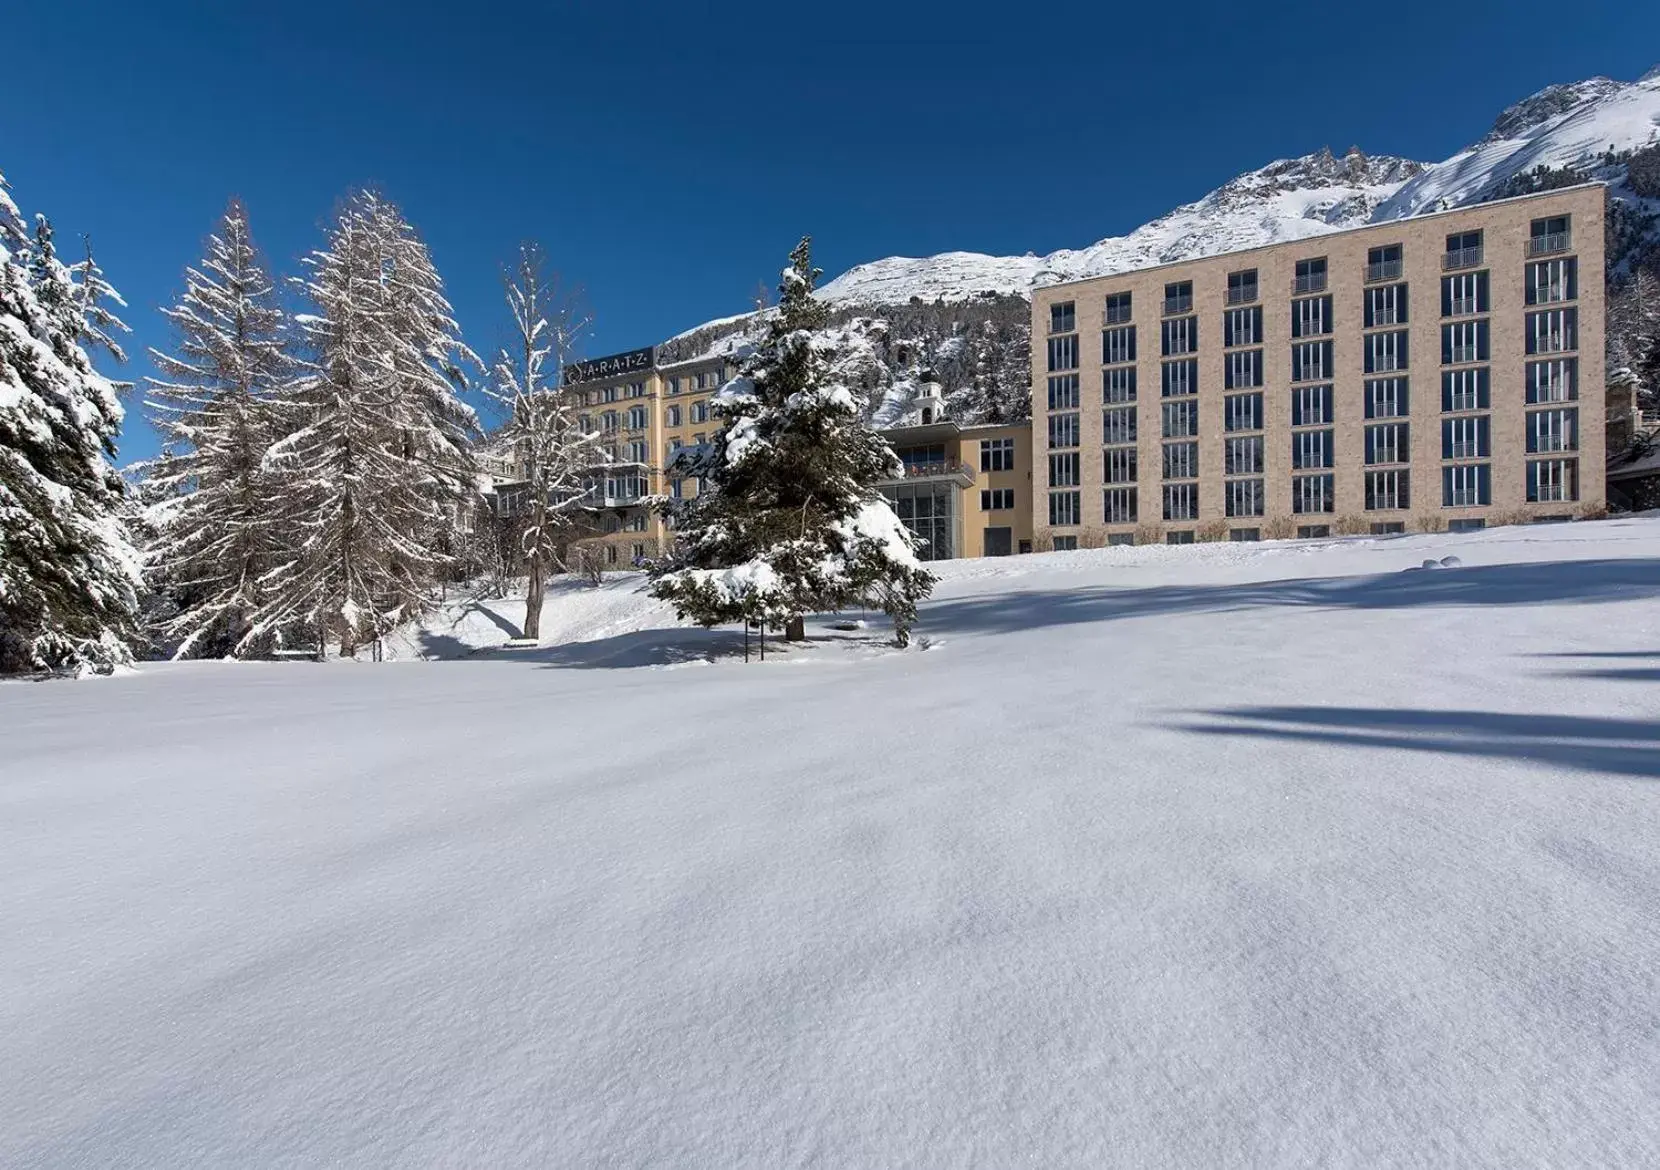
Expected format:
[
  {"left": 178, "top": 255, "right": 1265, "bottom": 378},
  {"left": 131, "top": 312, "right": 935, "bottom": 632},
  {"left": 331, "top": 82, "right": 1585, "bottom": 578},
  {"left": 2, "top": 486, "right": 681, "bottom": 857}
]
[
  {"left": 785, "top": 614, "right": 806, "bottom": 641},
  {"left": 523, "top": 548, "right": 544, "bottom": 640}
]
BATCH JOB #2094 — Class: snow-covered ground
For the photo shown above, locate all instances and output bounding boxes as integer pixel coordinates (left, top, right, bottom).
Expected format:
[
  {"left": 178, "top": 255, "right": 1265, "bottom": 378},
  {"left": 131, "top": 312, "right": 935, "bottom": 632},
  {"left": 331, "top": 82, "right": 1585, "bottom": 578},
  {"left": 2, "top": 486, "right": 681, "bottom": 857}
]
[{"left": 4, "top": 519, "right": 1659, "bottom": 1167}]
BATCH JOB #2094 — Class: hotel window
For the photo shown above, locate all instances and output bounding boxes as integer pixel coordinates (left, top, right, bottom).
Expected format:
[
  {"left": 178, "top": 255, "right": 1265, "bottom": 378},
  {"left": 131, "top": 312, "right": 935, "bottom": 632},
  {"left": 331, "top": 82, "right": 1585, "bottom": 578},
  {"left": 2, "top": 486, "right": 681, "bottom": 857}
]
[
  {"left": 1293, "top": 257, "right": 1328, "bottom": 294},
  {"left": 1291, "top": 340, "right": 1333, "bottom": 382},
  {"left": 625, "top": 440, "right": 649, "bottom": 463},
  {"left": 1526, "top": 307, "right": 1577, "bottom": 354},
  {"left": 1441, "top": 367, "right": 1490, "bottom": 413},
  {"left": 1298, "top": 524, "right": 1331, "bottom": 538},
  {"left": 1365, "top": 422, "right": 1409, "bottom": 465},
  {"left": 1049, "top": 490, "right": 1081, "bottom": 527},
  {"left": 1046, "top": 334, "right": 1079, "bottom": 372},
  {"left": 1291, "top": 295, "right": 1333, "bottom": 338},
  {"left": 1105, "top": 291, "right": 1133, "bottom": 324},
  {"left": 671, "top": 477, "right": 684, "bottom": 499},
  {"left": 1104, "top": 365, "right": 1138, "bottom": 403},
  {"left": 1526, "top": 257, "right": 1577, "bottom": 305},
  {"left": 1441, "top": 271, "right": 1489, "bottom": 318},
  {"left": 1292, "top": 428, "right": 1334, "bottom": 470},
  {"left": 980, "top": 437, "right": 1016, "bottom": 472},
  {"left": 1225, "top": 478, "right": 1265, "bottom": 517},
  {"left": 1444, "top": 230, "right": 1483, "bottom": 270},
  {"left": 1048, "top": 412, "right": 1080, "bottom": 449},
  {"left": 690, "top": 400, "right": 709, "bottom": 423},
  {"left": 1162, "top": 399, "right": 1198, "bottom": 439},
  {"left": 1365, "top": 469, "right": 1410, "bottom": 511},
  {"left": 579, "top": 414, "right": 593, "bottom": 432},
  {"left": 1103, "top": 406, "right": 1137, "bottom": 446},
  {"left": 1225, "top": 435, "right": 1264, "bottom": 476},
  {"left": 1442, "top": 415, "right": 1490, "bottom": 460},
  {"left": 1366, "top": 329, "right": 1410, "bottom": 373},
  {"left": 1441, "top": 320, "right": 1489, "bottom": 365},
  {"left": 1163, "top": 280, "right": 1193, "bottom": 315},
  {"left": 1227, "top": 268, "right": 1259, "bottom": 304},
  {"left": 626, "top": 405, "right": 648, "bottom": 429},
  {"left": 1223, "top": 305, "right": 1263, "bottom": 347},
  {"left": 1107, "top": 532, "right": 1136, "bottom": 546},
  {"left": 1365, "top": 377, "right": 1409, "bottom": 419},
  {"left": 1366, "top": 244, "right": 1404, "bottom": 283},
  {"left": 1364, "top": 283, "right": 1408, "bottom": 327},
  {"left": 1224, "top": 348, "right": 1264, "bottom": 389},
  {"left": 1047, "top": 374, "right": 1081, "bottom": 410},
  {"left": 693, "top": 432, "right": 706, "bottom": 446},
  {"left": 1527, "top": 408, "right": 1578, "bottom": 453},
  {"left": 605, "top": 544, "right": 618, "bottom": 563},
  {"left": 1161, "top": 359, "right": 1198, "bottom": 397},
  {"left": 1163, "top": 482, "right": 1199, "bottom": 521},
  {"left": 981, "top": 488, "right": 1016, "bottom": 510},
  {"left": 1230, "top": 528, "right": 1261, "bottom": 542},
  {"left": 1161, "top": 315, "right": 1198, "bottom": 356},
  {"left": 665, "top": 376, "right": 681, "bottom": 395},
  {"left": 1225, "top": 392, "right": 1264, "bottom": 432},
  {"left": 1291, "top": 384, "right": 1333, "bottom": 427},
  {"left": 601, "top": 410, "right": 618, "bottom": 431},
  {"left": 1049, "top": 301, "right": 1076, "bottom": 334},
  {"left": 602, "top": 385, "right": 619, "bottom": 403},
  {"left": 1162, "top": 441, "right": 1199, "bottom": 480},
  {"left": 668, "top": 436, "right": 683, "bottom": 452},
  {"left": 1104, "top": 446, "right": 1138, "bottom": 484},
  {"left": 666, "top": 405, "right": 682, "bottom": 426},
  {"left": 1104, "top": 486, "right": 1138, "bottom": 524},
  {"left": 1527, "top": 215, "right": 1571, "bottom": 257},
  {"left": 1102, "top": 325, "right": 1137, "bottom": 365},
  {"left": 1527, "top": 458, "right": 1578, "bottom": 502},
  {"left": 628, "top": 381, "right": 647, "bottom": 398},
  {"left": 1443, "top": 463, "right": 1491, "bottom": 506},
  {"left": 1526, "top": 358, "right": 1577, "bottom": 403},
  {"left": 1167, "top": 529, "right": 1196, "bottom": 545},
  {"left": 1053, "top": 535, "right": 1079, "bottom": 551},
  {"left": 1292, "top": 473, "right": 1335, "bottom": 514},
  {"left": 697, "top": 371, "right": 720, "bottom": 390}
]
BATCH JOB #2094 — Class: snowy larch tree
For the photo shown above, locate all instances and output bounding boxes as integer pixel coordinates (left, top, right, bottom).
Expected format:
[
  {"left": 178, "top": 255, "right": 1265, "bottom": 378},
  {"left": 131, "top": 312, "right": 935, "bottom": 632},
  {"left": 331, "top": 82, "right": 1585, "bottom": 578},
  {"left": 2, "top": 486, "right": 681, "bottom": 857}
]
[
  {"left": 483, "top": 242, "right": 609, "bottom": 639},
  {"left": 651, "top": 237, "right": 935, "bottom": 647},
  {"left": 255, "top": 190, "right": 480, "bottom": 658},
  {"left": 144, "top": 199, "right": 293, "bottom": 658},
  {"left": 0, "top": 170, "right": 141, "bottom": 674}
]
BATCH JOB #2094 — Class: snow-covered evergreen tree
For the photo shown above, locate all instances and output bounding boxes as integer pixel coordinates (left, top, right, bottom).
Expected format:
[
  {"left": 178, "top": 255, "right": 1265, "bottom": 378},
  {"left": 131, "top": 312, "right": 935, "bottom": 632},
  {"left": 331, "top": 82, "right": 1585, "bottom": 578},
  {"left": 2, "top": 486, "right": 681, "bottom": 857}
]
[
  {"left": 254, "top": 190, "right": 480, "bottom": 658},
  {"left": 144, "top": 199, "right": 292, "bottom": 658},
  {"left": 0, "top": 170, "right": 140, "bottom": 674},
  {"left": 484, "top": 242, "right": 606, "bottom": 640},
  {"left": 651, "top": 238, "right": 934, "bottom": 647}
]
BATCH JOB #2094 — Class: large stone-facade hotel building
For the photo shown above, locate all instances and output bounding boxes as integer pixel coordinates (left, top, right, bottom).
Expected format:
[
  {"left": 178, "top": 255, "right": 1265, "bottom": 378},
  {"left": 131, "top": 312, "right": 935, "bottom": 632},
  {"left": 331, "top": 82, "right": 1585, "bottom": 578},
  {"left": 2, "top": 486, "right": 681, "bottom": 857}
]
[{"left": 1028, "top": 184, "right": 1607, "bottom": 548}]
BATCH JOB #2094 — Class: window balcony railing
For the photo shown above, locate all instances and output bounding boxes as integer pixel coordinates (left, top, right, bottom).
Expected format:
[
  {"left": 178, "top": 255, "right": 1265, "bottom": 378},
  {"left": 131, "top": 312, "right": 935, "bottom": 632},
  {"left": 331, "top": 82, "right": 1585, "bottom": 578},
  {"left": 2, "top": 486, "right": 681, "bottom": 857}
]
[
  {"left": 1365, "top": 259, "right": 1404, "bottom": 283},
  {"left": 1162, "top": 296, "right": 1192, "bottom": 316},
  {"left": 883, "top": 459, "right": 976, "bottom": 486},
  {"left": 1225, "top": 285, "right": 1258, "bottom": 305},
  {"left": 1104, "top": 306, "right": 1133, "bottom": 325},
  {"left": 1446, "top": 443, "right": 1484, "bottom": 460},
  {"left": 1527, "top": 232, "right": 1571, "bottom": 257},
  {"left": 1446, "top": 346, "right": 1480, "bottom": 365},
  {"left": 1443, "top": 246, "right": 1484, "bottom": 271},
  {"left": 1446, "top": 396, "right": 1482, "bottom": 413},
  {"left": 1446, "top": 298, "right": 1481, "bottom": 317},
  {"left": 1292, "top": 273, "right": 1327, "bottom": 294},
  {"left": 1049, "top": 318, "right": 1076, "bottom": 335},
  {"left": 1368, "top": 310, "right": 1402, "bottom": 327}
]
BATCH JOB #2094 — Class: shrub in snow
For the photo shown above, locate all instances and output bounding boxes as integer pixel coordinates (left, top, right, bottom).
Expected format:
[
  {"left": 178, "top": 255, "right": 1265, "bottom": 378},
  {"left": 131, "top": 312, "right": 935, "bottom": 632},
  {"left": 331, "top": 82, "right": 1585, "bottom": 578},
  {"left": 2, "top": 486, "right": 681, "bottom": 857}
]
[
  {"left": 0, "top": 170, "right": 140, "bottom": 674},
  {"left": 651, "top": 238, "right": 935, "bottom": 646}
]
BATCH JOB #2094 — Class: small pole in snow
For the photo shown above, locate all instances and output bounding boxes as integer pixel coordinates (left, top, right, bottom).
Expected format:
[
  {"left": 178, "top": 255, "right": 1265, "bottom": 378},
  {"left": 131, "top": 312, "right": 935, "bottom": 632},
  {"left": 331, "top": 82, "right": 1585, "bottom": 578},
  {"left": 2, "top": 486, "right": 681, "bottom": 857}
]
[
  {"left": 759, "top": 622, "right": 765, "bottom": 661},
  {"left": 744, "top": 621, "right": 750, "bottom": 663}
]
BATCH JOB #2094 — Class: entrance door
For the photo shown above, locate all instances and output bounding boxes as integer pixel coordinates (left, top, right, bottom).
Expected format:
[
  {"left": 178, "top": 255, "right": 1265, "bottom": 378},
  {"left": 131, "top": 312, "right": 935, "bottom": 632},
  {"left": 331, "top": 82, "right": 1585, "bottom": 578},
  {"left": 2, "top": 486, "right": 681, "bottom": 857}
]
[{"left": 983, "top": 526, "right": 1012, "bottom": 557}]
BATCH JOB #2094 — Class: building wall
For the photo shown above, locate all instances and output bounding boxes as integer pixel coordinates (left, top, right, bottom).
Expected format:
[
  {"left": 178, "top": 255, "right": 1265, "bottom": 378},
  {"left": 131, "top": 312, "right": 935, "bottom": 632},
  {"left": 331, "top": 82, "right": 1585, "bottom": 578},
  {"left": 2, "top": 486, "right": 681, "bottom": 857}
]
[
  {"left": 1029, "top": 185, "right": 1607, "bottom": 547},
  {"left": 960, "top": 423, "right": 1035, "bottom": 557}
]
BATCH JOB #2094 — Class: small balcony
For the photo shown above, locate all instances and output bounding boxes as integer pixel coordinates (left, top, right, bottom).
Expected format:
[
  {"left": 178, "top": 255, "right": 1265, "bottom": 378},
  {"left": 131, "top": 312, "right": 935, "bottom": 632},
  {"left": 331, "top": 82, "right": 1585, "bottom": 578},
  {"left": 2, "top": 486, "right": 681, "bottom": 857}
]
[
  {"left": 1526, "top": 232, "right": 1571, "bottom": 257},
  {"left": 1292, "top": 273, "right": 1327, "bottom": 294},
  {"left": 1225, "top": 285, "right": 1258, "bottom": 305},
  {"left": 1446, "top": 297, "right": 1481, "bottom": 317},
  {"left": 1365, "top": 259, "right": 1403, "bottom": 283},
  {"left": 1104, "top": 306, "right": 1133, "bottom": 325},
  {"left": 877, "top": 460, "right": 976, "bottom": 489},
  {"left": 1446, "top": 346, "right": 1480, "bottom": 365},
  {"left": 1442, "top": 246, "right": 1484, "bottom": 271},
  {"left": 1161, "top": 295, "right": 1192, "bottom": 316}
]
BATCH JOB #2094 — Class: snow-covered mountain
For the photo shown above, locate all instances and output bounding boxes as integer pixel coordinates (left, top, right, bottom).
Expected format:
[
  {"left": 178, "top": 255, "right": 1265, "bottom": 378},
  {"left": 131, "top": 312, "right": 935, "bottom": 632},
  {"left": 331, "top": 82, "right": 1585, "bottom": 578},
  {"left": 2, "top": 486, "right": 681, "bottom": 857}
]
[{"left": 811, "top": 68, "right": 1660, "bottom": 309}]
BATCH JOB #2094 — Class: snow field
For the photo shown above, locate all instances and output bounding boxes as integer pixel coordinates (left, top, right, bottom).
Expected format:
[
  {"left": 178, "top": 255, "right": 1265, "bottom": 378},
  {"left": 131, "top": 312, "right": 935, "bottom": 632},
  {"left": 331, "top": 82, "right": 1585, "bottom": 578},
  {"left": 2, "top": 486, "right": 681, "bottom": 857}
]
[{"left": 2, "top": 518, "right": 1659, "bottom": 1167}]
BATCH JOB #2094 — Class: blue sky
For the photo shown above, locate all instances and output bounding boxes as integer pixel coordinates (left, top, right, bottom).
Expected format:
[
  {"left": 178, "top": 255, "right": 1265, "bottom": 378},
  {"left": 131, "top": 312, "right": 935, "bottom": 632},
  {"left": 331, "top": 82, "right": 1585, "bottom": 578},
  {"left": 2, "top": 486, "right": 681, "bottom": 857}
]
[{"left": 4, "top": 1, "right": 1656, "bottom": 464}]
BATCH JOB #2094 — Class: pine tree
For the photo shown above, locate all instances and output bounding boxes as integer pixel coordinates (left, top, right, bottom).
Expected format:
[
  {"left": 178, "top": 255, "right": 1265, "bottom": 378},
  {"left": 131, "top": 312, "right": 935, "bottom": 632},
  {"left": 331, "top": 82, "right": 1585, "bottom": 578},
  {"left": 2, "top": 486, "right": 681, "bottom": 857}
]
[
  {"left": 485, "top": 242, "right": 606, "bottom": 640},
  {"left": 0, "top": 170, "right": 140, "bottom": 674},
  {"left": 144, "top": 199, "right": 292, "bottom": 657},
  {"left": 254, "top": 190, "right": 480, "bottom": 658},
  {"left": 651, "top": 237, "right": 934, "bottom": 647}
]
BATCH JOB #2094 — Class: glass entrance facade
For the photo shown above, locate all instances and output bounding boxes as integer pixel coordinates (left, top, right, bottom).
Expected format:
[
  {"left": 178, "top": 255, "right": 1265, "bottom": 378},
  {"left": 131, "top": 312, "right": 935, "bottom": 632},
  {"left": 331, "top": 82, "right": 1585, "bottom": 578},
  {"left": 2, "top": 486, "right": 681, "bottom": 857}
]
[{"left": 883, "top": 483, "right": 957, "bottom": 561}]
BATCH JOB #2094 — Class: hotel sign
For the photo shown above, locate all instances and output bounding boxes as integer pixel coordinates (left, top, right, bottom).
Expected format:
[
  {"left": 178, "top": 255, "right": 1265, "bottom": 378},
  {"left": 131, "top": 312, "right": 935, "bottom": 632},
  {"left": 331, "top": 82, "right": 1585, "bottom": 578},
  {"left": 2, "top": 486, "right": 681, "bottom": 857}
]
[{"left": 563, "top": 347, "right": 655, "bottom": 386}]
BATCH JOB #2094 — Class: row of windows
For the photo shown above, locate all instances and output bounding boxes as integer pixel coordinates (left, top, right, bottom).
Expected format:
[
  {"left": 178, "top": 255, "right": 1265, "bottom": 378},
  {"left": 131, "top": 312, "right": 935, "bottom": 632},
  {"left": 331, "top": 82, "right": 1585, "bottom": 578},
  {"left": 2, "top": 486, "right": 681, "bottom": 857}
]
[
  {"left": 1057, "top": 459, "right": 1579, "bottom": 528},
  {"left": 1049, "top": 254, "right": 1578, "bottom": 355},
  {"left": 581, "top": 399, "right": 713, "bottom": 432},
  {"left": 1059, "top": 359, "right": 1578, "bottom": 423}
]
